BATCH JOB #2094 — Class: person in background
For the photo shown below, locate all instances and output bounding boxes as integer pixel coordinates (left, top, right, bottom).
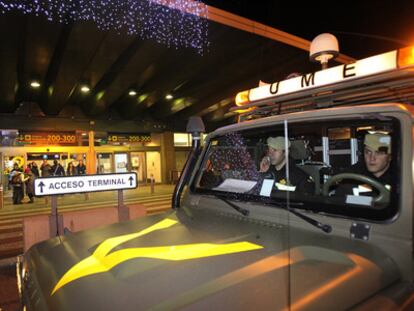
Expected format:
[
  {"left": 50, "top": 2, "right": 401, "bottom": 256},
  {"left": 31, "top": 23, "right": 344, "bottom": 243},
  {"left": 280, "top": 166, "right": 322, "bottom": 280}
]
[
  {"left": 10, "top": 162, "right": 22, "bottom": 175},
  {"left": 76, "top": 159, "right": 88, "bottom": 200},
  {"left": 51, "top": 159, "right": 65, "bottom": 176},
  {"left": 11, "top": 171, "right": 28, "bottom": 204},
  {"left": 77, "top": 159, "right": 87, "bottom": 175},
  {"left": 66, "top": 161, "right": 77, "bottom": 176},
  {"left": 30, "top": 161, "right": 40, "bottom": 177},
  {"left": 24, "top": 164, "right": 31, "bottom": 174},
  {"left": 24, "top": 168, "right": 35, "bottom": 203},
  {"left": 40, "top": 159, "right": 52, "bottom": 177},
  {"left": 8, "top": 163, "right": 22, "bottom": 190}
]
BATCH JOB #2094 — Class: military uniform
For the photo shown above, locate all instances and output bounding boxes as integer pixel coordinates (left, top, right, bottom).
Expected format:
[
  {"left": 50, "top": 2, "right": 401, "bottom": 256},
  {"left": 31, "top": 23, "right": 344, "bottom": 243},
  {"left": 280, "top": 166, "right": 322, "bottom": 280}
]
[
  {"left": 335, "top": 162, "right": 391, "bottom": 197},
  {"left": 335, "top": 132, "right": 392, "bottom": 198},
  {"left": 262, "top": 162, "right": 314, "bottom": 194}
]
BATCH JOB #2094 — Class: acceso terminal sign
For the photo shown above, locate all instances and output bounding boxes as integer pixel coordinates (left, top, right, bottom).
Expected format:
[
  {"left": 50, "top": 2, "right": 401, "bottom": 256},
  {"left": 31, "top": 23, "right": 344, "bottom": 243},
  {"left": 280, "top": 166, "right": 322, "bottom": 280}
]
[{"left": 18, "top": 40, "right": 414, "bottom": 310}]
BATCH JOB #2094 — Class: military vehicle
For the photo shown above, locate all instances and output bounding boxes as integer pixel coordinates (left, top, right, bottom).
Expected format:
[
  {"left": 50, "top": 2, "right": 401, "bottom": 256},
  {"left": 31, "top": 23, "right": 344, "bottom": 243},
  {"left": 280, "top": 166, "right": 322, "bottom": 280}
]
[{"left": 18, "top": 43, "right": 414, "bottom": 310}]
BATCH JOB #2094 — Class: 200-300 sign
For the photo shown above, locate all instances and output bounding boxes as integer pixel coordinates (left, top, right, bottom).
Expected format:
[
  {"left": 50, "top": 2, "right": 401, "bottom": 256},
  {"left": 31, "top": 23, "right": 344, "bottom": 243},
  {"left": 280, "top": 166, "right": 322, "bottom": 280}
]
[{"left": 47, "top": 134, "right": 76, "bottom": 143}]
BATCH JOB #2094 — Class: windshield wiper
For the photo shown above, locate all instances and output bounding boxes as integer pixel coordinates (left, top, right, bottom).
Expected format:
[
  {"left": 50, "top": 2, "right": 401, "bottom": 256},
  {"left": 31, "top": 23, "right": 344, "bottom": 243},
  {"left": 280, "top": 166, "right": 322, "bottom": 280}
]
[
  {"left": 272, "top": 202, "right": 332, "bottom": 234},
  {"left": 212, "top": 194, "right": 331, "bottom": 232},
  {"left": 213, "top": 195, "right": 249, "bottom": 216}
]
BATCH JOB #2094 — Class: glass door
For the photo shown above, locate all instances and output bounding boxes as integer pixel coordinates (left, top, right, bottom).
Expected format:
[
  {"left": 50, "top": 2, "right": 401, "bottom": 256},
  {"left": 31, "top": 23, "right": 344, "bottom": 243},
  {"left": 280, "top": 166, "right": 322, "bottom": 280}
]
[
  {"left": 130, "top": 152, "right": 146, "bottom": 182},
  {"left": 114, "top": 153, "right": 128, "bottom": 173},
  {"left": 146, "top": 151, "right": 161, "bottom": 182},
  {"left": 97, "top": 153, "right": 113, "bottom": 173}
]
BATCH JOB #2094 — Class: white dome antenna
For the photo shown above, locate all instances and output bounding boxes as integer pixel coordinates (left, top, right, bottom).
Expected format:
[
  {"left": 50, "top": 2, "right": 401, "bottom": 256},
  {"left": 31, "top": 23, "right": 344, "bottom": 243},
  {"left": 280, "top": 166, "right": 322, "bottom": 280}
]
[{"left": 310, "top": 33, "right": 339, "bottom": 69}]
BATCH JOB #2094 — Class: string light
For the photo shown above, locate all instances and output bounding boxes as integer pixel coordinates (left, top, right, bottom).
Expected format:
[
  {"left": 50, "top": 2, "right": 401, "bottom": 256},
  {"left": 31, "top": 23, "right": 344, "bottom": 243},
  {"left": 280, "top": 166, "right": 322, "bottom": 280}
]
[
  {"left": 0, "top": 0, "right": 209, "bottom": 54},
  {"left": 210, "top": 132, "right": 260, "bottom": 182}
]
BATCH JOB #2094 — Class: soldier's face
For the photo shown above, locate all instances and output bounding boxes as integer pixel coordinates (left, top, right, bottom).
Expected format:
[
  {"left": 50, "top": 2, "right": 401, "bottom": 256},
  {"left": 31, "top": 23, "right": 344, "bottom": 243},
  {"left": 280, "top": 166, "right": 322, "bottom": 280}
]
[
  {"left": 364, "top": 146, "right": 391, "bottom": 177},
  {"left": 268, "top": 147, "right": 285, "bottom": 167}
]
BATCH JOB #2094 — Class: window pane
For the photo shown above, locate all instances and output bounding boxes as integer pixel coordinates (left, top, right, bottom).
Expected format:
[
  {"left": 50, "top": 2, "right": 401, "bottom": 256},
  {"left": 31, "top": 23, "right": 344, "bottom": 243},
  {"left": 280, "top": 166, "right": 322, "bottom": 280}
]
[
  {"left": 174, "top": 133, "right": 191, "bottom": 146},
  {"left": 193, "top": 118, "right": 400, "bottom": 222}
]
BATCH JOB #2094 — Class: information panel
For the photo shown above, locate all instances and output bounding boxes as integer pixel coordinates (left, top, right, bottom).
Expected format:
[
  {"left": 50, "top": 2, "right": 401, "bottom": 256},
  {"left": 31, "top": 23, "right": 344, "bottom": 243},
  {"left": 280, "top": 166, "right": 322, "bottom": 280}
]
[
  {"left": 107, "top": 133, "right": 151, "bottom": 144},
  {"left": 17, "top": 131, "right": 77, "bottom": 146},
  {"left": 34, "top": 173, "right": 137, "bottom": 196}
]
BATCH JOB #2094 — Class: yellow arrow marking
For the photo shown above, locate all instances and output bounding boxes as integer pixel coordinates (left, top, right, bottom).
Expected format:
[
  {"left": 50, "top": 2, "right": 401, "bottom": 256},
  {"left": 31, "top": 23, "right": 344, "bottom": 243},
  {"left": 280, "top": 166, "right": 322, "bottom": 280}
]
[{"left": 51, "top": 218, "right": 262, "bottom": 295}]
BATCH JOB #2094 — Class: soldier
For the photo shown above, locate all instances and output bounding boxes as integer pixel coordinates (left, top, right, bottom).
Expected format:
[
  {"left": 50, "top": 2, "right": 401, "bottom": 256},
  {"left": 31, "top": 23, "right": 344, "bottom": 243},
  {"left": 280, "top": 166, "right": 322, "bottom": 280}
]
[
  {"left": 336, "top": 133, "right": 391, "bottom": 197},
  {"left": 260, "top": 136, "right": 314, "bottom": 194}
]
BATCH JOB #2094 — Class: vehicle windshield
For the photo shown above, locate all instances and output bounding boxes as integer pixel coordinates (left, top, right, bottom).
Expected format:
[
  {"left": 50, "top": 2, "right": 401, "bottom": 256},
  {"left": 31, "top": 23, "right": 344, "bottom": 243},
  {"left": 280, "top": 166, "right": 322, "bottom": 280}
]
[{"left": 192, "top": 117, "right": 400, "bottom": 222}]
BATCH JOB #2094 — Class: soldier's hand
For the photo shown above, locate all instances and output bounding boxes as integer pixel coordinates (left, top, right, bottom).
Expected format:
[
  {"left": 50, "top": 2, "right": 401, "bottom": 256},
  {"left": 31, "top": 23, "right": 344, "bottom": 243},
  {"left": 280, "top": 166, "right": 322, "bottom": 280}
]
[{"left": 260, "top": 156, "right": 270, "bottom": 172}]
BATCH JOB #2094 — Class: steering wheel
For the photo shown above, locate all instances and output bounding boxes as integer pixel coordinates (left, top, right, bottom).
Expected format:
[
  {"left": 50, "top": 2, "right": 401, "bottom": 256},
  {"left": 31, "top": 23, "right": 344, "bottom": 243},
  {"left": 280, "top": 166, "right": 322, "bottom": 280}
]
[{"left": 322, "top": 173, "right": 390, "bottom": 208}]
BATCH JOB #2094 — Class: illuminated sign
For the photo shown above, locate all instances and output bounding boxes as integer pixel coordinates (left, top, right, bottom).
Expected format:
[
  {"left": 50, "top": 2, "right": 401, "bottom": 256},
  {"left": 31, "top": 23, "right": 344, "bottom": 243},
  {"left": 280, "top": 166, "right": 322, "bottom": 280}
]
[
  {"left": 107, "top": 133, "right": 151, "bottom": 144},
  {"left": 16, "top": 131, "right": 77, "bottom": 146},
  {"left": 237, "top": 50, "right": 400, "bottom": 105},
  {"left": 51, "top": 218, "right": 263, "bottom": 294},
  {"left": 34, "top": 173, "right": 137, "bottom": 196}
]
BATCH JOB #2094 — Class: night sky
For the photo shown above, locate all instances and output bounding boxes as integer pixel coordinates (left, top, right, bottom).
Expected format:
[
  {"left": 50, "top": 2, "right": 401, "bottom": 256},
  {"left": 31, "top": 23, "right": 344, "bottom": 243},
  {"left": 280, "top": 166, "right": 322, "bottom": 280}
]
[{"left": 203, "top": 0, "right": 414, "bottom": 59}]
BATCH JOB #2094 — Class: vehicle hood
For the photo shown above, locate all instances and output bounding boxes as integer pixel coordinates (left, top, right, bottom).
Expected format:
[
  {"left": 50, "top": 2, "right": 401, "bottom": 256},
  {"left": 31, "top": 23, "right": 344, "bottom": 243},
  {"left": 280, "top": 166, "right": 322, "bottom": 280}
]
[{"left": 22, "top": 209, "right": 400, "bottom": 311}]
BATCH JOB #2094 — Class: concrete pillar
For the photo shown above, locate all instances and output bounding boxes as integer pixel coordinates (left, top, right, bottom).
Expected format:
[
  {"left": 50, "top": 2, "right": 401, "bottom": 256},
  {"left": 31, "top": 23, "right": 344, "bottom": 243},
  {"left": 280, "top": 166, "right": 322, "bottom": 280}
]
[
  {"left": 160, "top": 132, "right": 175, "bottom": 183},
  {"left": 87, "top": 130, "right": 97, "bottom": 174}
]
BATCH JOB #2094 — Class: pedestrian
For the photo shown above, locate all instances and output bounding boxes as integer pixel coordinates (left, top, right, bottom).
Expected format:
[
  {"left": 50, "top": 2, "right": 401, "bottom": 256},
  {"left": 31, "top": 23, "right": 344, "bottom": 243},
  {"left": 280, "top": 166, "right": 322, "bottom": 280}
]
[
  {"left": 25, "top": 169, "right": 35, "bottom": 203},
  {"left": 66, "top": 161, "right": 77, "bottom": 176},
  {"left": 76, "top": 159, "right": 88, "bottom": 200},
  {"left": 11, "top": 171, "right": 28, "bottom": 204},
  {"left": 77, "top": 159, "right": 86, "bottom": 175},
  {"left": 51, "top": 160, "right": 65, "bottom": 176},
  {"left": 40, "top": 160, "right": 52, "bottom": 177},
  {"left": 8, "top": 163, "right": 22, "bottom": 191},
  {"left": 31, "top": 161, "right": 40, "bottom": 177}
]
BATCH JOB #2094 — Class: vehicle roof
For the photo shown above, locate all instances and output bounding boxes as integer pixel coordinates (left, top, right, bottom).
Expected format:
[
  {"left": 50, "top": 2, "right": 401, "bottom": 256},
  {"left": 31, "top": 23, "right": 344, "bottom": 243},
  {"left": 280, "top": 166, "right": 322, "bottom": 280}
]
[
  {"left": 213, "top": 103, "right": 414, "bottom": 137},
  {"left": 232, "top": 47, "right": 414, "bottom": 122}
]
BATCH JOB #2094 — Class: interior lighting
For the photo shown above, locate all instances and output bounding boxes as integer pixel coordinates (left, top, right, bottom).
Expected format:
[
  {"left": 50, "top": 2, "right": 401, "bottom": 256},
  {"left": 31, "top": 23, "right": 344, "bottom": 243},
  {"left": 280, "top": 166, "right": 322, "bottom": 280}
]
[
  {"left": 0, "top": 0, "right": 209, "bottom": 54},
  {"left": 165, "top": 94, "right": 173, "bottom": 100},
  {"left": 138, "top": 94, "right": 148, "bottom": 103},
  {"left": 30, "top": 81, "right": 41, "bottom": 88},
  {"left": 80, "top": 85, "right": 90, "bottom": 93},
  {"left": 128, "top": 90, "right": 137, "bottom": 96}
]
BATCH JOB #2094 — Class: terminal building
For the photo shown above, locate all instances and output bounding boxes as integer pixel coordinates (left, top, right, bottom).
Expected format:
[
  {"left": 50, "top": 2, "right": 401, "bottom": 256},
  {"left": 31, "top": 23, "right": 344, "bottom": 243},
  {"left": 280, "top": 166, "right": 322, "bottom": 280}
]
[
  {"left": 0, "top": 5, "right": 325, "bottom": 200},
  {"left": 0, "top": 124, "right": 198, "bottom": 186}
]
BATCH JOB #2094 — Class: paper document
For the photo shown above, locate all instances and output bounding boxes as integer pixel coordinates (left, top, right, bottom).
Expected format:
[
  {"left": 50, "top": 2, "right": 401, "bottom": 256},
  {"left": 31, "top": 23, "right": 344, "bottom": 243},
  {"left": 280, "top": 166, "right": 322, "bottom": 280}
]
[
  {"left": 346, "top": 195, "right": 372, "bottom": 206},
  {"left": 213, "top": 178, "right": 257, "bottom": 193},
  {"left": 260, "top": 179, "right": 274, "bottom": 197}
]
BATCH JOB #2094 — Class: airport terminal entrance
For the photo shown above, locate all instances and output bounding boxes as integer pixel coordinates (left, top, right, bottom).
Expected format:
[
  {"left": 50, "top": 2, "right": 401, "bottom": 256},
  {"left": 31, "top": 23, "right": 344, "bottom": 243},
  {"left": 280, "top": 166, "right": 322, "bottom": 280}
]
[{"left": 131, "top": 152, "right": 146, "bottom": 183}]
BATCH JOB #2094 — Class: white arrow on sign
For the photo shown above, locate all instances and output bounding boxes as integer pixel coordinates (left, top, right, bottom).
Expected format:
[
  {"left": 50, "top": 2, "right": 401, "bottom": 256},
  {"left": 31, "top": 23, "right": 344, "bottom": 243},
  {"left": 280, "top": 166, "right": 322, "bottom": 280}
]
[{"left": 34, "top": 173, "right": 137, "bottom": 196}]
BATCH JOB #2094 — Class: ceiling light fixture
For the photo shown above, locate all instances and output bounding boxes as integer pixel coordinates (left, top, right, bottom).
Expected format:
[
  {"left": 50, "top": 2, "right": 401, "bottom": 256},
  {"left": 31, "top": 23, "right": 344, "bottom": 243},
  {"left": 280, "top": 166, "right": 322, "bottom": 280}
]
[
  {"left": 30, "top": 81, "right": 41, "bottom": 88},
  {"left": 80, "top": 85, "right": 90, "bottom": 93},
  {"left": 165, "top": 94, "right": 173, "bottom": 100},
  {"left": 128, "top": 90, "right": 137, "bottom": 96}
]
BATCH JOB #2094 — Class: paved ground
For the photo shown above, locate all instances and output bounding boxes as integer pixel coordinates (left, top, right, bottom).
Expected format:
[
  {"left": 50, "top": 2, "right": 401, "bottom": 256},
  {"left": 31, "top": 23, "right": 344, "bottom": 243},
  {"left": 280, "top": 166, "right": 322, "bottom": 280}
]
[
  {"left": 0, "top": 261, "right": 19, "bottom": 311},
  {"left": 0, "top": 183, "right": 176, "bottom": 310},
  {"left": 0, "top": 184, "right": 175, "bottom": 258},
  {"left": 1, "top": 183, "right": 175, "bottom": 213}
]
